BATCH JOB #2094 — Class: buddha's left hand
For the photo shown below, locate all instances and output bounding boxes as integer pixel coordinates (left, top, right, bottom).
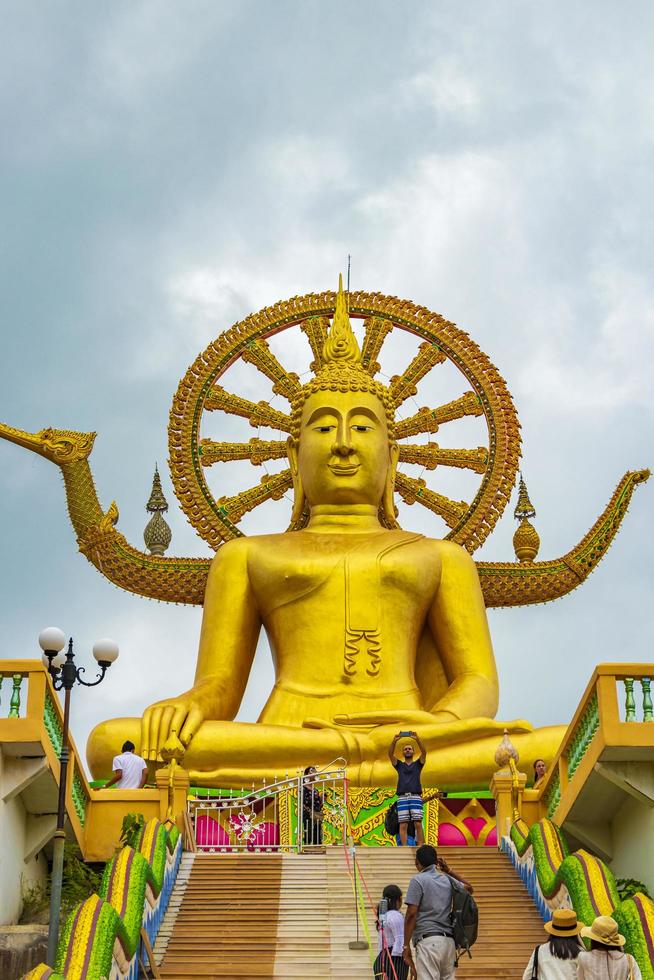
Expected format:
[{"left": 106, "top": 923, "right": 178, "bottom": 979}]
[
  {"left": 304, "top": 711, "right": 533, "bottom": 752},
  {"left": 331, "top": 709, "right": 459, "bottom": 727}
]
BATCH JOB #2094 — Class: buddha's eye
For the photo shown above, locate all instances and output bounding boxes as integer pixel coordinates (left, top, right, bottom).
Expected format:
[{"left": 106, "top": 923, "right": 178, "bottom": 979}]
[
  {"left": 352, "top": 424, "right": 372, "bottom": 432},
  {"left": 315, "top": 425, "right": 335, "bottom": 433}
]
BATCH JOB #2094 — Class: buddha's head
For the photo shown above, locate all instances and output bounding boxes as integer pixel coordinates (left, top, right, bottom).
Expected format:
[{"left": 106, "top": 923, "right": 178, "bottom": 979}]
[{"left": 287, "top": 277, "right": 398, "bottom": 526}]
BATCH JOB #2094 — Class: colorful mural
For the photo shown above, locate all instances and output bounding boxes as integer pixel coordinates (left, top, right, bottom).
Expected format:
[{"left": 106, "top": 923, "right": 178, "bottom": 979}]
[{"left": 190, "top": 786, "right": 496, "bottom": 849}]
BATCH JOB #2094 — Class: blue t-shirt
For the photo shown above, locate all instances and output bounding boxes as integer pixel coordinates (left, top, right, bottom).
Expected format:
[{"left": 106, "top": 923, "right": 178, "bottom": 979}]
[{"left": 393, "top": 758, "right": 424, "bottom": 795}]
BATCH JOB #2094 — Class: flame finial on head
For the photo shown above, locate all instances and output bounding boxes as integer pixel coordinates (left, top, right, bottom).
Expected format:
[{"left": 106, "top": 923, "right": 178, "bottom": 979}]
[
  {"left": 287, "top": 273, "right": 399, "bottom": 529},
  {"left": 322, "top": 273, "right": 362, "bottom": 366},
  {"left": 289, "top": 274, "right": 395, "bottom": 443}
]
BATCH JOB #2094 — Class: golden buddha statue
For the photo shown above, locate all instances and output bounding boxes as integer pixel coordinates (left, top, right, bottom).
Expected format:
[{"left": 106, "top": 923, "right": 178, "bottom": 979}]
[
  {"left": 86, "top": 278, "right": 563, "bottom": 787},
  {"left": 0, "top": 279, "right": 647, "bottom": 789}
]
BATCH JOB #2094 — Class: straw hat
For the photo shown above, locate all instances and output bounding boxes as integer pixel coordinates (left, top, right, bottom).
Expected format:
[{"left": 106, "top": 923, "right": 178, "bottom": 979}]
[
  {"left": 544, "top": 908, "right": 583, "bottom": 937},
  {"left": 580, "top": 916, "right": 626, "bottom": 947}
]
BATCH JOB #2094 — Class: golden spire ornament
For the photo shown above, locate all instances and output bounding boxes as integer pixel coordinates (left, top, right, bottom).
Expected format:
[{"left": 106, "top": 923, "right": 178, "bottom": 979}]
[
  {"left": 143, "top": 465, "right": 172, "bottom": 556},
  {"left": 494, "top": 728, "right": 520, "bottom": 769},
  {"left": 512, "top": 474, "right": 540, "bottom": 562}
]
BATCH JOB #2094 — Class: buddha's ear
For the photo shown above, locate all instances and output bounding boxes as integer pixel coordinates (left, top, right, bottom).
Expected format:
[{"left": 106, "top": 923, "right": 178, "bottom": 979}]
[
  {"left": 382, "top": 441, "right": 400, "bottom": 527},
  {"left": 287, "top": 437, "right": 306, "bottom": 527},
  {"left": 287, "top": 436, "right": 299, "bottom": 476}
]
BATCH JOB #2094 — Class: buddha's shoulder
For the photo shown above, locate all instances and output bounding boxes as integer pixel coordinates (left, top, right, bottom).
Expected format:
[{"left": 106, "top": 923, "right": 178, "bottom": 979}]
[
  {"left": 211, "top": 532, "right": 298, "bottom": 561},
  {"left": 409, "top": 534, "right": 477, "bottom": 565},
  {"left": 212, "top": 531, "right": 475, "bottom": 563}
]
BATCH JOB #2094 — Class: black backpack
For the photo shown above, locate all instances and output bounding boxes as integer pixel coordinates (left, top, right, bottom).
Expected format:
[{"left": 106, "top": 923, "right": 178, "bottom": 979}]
[
  {"left": 384, "top": 801, "right": 399, "bottom": 837},
  {"left": 384, "top": 802, "right": 417, "bottom": 840},
  {"left": 447, "top": 876, "right": 479, "bottom": 962}
]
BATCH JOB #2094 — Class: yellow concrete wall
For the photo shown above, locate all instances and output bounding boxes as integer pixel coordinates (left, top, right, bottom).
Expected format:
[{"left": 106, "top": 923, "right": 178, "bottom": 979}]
[{"left": 83, "top": 790, "right": 161, "bottom": 862}]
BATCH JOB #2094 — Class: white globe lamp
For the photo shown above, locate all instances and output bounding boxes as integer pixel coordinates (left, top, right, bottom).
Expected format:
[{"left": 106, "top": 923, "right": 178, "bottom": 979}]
[{"left": 92, "top": 638, "right": 119, "bottom": 666}]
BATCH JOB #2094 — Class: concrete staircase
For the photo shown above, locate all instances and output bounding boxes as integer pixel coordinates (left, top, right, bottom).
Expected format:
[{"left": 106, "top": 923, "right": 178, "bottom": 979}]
[{"left": 158, "top": 847, "right": 546, "bottom": 979}]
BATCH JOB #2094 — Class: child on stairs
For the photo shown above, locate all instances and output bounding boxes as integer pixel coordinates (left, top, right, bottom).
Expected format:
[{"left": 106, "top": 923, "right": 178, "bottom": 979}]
[{"left": 374, "top": 884, "right": 410, "bottom": 980}]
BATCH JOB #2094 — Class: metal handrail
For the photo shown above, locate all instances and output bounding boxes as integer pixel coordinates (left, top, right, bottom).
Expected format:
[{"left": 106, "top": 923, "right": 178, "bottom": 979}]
[{"left": 188, "top": 765, "right": 347, "bottom": 853}]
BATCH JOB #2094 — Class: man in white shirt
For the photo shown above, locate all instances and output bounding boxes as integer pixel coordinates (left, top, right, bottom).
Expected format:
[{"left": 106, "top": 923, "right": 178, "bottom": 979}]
[{"left": 104, "top": 740, "right": 148, "bottom": 789}]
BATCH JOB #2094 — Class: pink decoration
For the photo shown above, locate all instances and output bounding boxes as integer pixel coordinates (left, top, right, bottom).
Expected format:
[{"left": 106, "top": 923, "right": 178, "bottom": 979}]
[
  {"left": 437, "top": 823, "right": 467, "bottom": 846},
  {"left": 195, "top": 814, "right": 230, "bottom": 848},
  {"left": 247, "top": 822, "right": 280, "bottom": 849},
  {"left": 485, "top": 827, "right": 498, "bottom": 846},
  {"left": 462, "top": 817, "right": 488, "bottom": 841}
]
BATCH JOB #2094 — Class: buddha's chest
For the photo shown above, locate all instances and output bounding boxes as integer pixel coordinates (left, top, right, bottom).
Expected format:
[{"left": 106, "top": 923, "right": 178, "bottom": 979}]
[{"left": 248, "top": 533, "right": 438, "bottom": 621}]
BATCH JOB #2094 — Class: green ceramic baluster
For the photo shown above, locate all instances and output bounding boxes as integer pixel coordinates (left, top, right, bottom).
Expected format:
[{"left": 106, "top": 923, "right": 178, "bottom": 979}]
[
  {"left": 624, "top": 677, "right": 636, "bottom": 722},
  {"left": 641, "top": 677, "right": 653, "bottom": 723},
  {"left": 8, "top": 674, "right": 22, "bottom": 718}
]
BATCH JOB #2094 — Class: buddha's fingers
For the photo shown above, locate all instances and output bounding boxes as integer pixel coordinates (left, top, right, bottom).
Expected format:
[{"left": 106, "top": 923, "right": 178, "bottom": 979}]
[
  {"left": 157, "top": 706, "right": 175, "bottom": 754},
  {"left": 401, "top": 717, "right": 534, "bottom": 746},
  {"left": 179, "top": 706, "right": 203, "bottom": 747},
  {"left": 142, "top": 706, "right": 159, "bottom": 760},
  {"left": 332, "top": 710, "right": 439, "bottom": 727},
  {"left": 170, "top": 705, "right": 188, "bottom": 744},
  {"left": 148, "top": 707, "right": 164, "bottom": 762},
  {"left": 140, "top": 713, "right": 150, "bottom": 760}
]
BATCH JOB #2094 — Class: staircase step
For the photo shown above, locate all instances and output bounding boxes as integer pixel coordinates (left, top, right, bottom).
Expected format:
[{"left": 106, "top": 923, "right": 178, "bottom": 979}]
[{"left": 159, "top": 846, "right": 546, "bottom": 979}]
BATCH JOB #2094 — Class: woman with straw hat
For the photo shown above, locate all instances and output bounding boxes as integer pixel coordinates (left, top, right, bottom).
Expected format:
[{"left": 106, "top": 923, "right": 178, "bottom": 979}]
[
  {"left": 577, "top": 916, "right": 642, "bottom": 979},
  {"left": 522, "top": 907, "right": 584, "bottom": 979}
]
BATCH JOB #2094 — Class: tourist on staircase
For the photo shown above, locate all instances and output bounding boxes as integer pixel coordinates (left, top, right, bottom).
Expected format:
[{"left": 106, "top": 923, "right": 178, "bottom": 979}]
[
  {"left": 521, "top": 907, "right": 584, "bottom": 979},
  {"left": 104, "top": 739, "right": 148, "bottom": 789},
  {"left": 402, "top": 844, "right": 466, "bottom": 980},
  {"left": 533, "top": 758, "right": 548, "bottom": 789},
  {"left": 389, "top": 732, "right": 427, "bottom": 847},
  {"left": 374, "top": 884, "right": 410, "bottom": 980},
  {"left": 302, "top": 765, "right": 323, "bottom": 846},
  {"left": 577, "top": 916, "right": 642, "bottom": 979}
]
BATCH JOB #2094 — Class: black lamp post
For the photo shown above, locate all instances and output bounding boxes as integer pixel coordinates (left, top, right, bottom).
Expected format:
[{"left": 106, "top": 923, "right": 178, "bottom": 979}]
[{"left": 38, "top": 627, "right": 119, "bottom": 968}]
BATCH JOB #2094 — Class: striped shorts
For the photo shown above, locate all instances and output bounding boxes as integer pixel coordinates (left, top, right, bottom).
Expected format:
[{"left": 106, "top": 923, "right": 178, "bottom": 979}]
[{"left": 396, "top": 794, "right": 423, "bottom": 822}]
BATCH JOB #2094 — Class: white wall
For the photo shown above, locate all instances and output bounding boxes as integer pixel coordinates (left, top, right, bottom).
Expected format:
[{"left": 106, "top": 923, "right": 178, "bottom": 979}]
[
  {"left": 0, "top": 754, "right": 49, "bottom": 925},
  {"left": 610, "top": 795, "right": 654, "bottom": 895}
]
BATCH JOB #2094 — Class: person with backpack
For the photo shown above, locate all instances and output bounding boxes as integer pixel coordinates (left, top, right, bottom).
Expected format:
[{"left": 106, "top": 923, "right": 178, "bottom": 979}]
[
  {"left": 403, "top": 843, "right": 476, "bottom": 979},
  {"left": 577, "top": 916, "right": 642, "bottom": 980},
  {"left": 521, "top": 907, "right": 584, "bottom": 979}
]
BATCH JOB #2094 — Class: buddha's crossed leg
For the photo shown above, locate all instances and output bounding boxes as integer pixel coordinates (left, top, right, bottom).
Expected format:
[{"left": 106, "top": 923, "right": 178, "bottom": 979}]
[{"left": 87, "top": 715, "right": 564, "bottom": 789}]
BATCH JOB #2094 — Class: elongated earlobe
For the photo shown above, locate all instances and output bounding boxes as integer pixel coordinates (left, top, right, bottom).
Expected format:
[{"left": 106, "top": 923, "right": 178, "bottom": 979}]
[
  {"left": 290, "top": 480, "right": 306, "bottom": 526},
  {"left": 382, "top": 442, "right": 400, "bottom": 527},
  {"left": 287, "top": 437, "right": 307, "bottom": 529}
]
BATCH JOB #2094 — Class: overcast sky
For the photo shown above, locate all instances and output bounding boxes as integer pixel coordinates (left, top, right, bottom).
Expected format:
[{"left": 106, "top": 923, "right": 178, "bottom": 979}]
[{"left": 1, "top": 1, "right": 652, "bottom": 776}]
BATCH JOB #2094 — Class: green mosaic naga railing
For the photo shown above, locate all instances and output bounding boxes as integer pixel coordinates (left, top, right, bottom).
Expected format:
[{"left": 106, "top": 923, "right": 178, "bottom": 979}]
[
  {"left": 543, "top": 768, "right": 561, "bottom": 818},
  {"left": 567, "top": 692, "right": 600, "bottom": 779},
  {"left": 506, "top": 817, "right": 654, "bottom": 980},
  {"left": 43, "top": 689, "right": 64, "bottom": 756},
  {"left": 72, "top": 767, "right": 90, "bottom": 827},
  {"left": 23, "top": 819, "right": 182, "bottom": 980}
]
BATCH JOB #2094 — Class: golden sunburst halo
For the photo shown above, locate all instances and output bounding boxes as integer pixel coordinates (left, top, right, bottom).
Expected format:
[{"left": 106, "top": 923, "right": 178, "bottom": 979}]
[{"left": 168, "top": 289, "right": 521, "bottom": 553}]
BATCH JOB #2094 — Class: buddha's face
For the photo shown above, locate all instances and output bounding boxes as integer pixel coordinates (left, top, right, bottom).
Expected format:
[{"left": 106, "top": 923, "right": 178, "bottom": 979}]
[{"left": 290, "top": 389, "right": 396, "bottom": 508}]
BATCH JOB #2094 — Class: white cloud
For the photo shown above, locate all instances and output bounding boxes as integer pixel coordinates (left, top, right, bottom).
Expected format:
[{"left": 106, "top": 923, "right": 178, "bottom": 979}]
[
  {"left": 265, "top": 135, "right": 353, "bottom": 196},
  {"left": 404, "top": 59, "right": 481, "bottom": 116},
  {"left": 95, "top": 2, "right": 230, "bottom": 108},
  {"left": 518, "top": 263, "right": 654, "bottom": 415}
]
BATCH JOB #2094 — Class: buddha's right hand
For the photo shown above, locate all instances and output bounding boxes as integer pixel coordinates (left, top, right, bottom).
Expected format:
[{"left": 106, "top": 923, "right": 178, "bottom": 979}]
[{"left": 141, "top": 692, "right": 206, "bottom": 762}]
